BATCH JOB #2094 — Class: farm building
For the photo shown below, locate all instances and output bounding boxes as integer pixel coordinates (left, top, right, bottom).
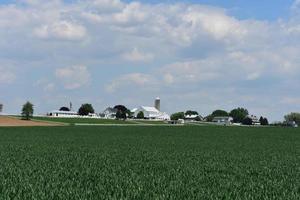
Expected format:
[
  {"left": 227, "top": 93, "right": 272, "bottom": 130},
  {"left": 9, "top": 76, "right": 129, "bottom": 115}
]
[
  {"left": 248, "top": 115, "right": 261, "bottom": 125},
  {"left": 184, "top": 114, "right": 203, "bottom": 121},
  {"left": 48, "top": 110, "right": 78, "bottom": 118},
  {"left": 212, "top": 116, "right": 233, "bottom": 125},
  {"left": 100, "top": 107, "right": 117, "bottom": 119},
  {"left": 133, "top": 106, "right": 170, "bottom": 120}
]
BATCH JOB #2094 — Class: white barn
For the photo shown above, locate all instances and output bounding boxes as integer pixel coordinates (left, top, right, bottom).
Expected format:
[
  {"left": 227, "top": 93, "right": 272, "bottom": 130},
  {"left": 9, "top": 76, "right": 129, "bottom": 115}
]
[
  {"left": 133, "top": 106, "right": 170, "bottom": 120},
  {"left": 48, "top": 110, "right": 78, "bottom": 118}
]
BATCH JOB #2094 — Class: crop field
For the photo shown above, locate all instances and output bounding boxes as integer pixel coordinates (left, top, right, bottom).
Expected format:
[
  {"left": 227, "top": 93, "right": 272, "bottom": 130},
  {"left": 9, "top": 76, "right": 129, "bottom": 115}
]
[
  {"left": 0, "top": 126, "right": 299, "bottom": 199},
  {"left": 32, "top": 117, "right": 167, "bottom": 125},
  {"left": 32, "top": 117, "right": 136, "bottom": 125}
]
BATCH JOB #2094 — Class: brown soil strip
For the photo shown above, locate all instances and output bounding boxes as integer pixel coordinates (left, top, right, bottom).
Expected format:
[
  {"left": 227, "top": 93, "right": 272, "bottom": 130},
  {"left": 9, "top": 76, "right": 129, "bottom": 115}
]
[{"left": 0, "top": 116, "right": 64, "bottom": 127}]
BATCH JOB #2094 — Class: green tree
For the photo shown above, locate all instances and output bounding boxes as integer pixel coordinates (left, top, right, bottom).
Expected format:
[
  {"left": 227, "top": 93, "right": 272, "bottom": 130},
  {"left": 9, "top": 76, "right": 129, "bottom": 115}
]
[
  {"left": 59, "top": 107, "right": 70, "bottom": 111},
  {"left": 284, "top": 112, "right": 300, "bottom": 125},
  {"left": 262, "top": 118, "right": 269, "bottom": 126},
  {"left": 260, "top": 116, "right": 269, "bottom": 126},
  {"left": 21, "top": 101, "right": 34, "bottom": 120},
  {"left": 230, "top": 108, "right": 249, "bottom": 123},
  {"left": 137, "top": 111, "right": 144, "bottom": 119},
  {"left": 185, "top": 110, "right": 199, "bottom": 116},
  {"left": 171, "top": 112, "right": 185, "bottom": 120},
  {"left": 206, "top": 110, "right": 228, "bottom": 122},
  {"left": 114, "top": 105, "right": 128, "bottom": 120},
  {"left": 78, "top": 104, "right": 94, "bottom": 116},
  {"left": 242, "top": 117, "right": 253, "bottom": 125}
]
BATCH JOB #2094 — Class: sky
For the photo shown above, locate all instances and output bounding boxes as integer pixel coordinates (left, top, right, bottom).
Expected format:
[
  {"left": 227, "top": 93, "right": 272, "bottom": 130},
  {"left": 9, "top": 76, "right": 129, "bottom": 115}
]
[{"left": 1, "top": 0, "right": 300, "bottom": 121}]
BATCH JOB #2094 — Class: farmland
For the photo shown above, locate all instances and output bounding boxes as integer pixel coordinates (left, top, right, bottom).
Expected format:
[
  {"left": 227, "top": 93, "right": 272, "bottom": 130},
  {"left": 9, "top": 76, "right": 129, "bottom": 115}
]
[
  {"left": 0, "top": 126, "right": 299, "bottom": 199},
  {"left": 32, "top": 117, "right": 167, "bottom": 125}
]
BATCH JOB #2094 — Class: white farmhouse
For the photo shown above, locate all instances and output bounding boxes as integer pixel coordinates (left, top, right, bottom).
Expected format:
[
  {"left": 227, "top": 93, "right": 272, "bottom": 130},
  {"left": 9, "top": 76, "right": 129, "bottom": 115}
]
[
  {"left": 133, "top": 106, "right": 170, "bottom": 120},
  {"left": 101, "top": 107, "right": 117, "bottom": 119}
]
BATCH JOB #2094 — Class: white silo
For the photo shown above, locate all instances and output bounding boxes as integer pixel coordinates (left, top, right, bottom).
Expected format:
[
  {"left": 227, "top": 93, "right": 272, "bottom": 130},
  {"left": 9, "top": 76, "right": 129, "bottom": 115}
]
[{"left": 154, "top": 97, "right": 160, "bottom": 111}]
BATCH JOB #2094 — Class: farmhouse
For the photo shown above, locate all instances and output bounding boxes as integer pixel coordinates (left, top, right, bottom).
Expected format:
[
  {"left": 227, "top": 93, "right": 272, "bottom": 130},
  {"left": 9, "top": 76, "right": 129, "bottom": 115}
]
[
  {"left": 101, "top": 107, "right": 117, "bottom": 119},
  {"left": 212, "top": 116, "right": 233, "bottom": 125},
  {"left": 184, "top": 114, "right": 203, "bottom": 121},
  {"left": 248, "top": 115, "right": 260, "bottom": 125}
]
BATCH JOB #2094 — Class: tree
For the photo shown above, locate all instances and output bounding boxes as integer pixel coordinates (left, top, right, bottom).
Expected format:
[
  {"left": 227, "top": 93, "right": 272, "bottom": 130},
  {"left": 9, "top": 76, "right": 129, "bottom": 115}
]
[
  {"left": 230, "top": 108, "right": 249, "bottom": 123},
  {"left": 137, "top": 111, "right": 144, "bottom": 119},
  {"left": 21, "top": 101, "right": 34, "bottom": 120},
  {"left": 284, "top": 112, "right": 300, "bottom": 125},
  {"left": 212, "top": 110, "right": 229, "bottom": 117},
  {"left": 114, "top": 105, "right": 129, "bottom": 120},
  {"left": 262, "top": 118, "right": 269, "bottom": 126},
  {"left": 171, "top": 112, "right": 185, "bottom": 120},
  {"left": 0, "top": 104, "right": 3, "bottom": 113},
  {"left": 242, "top": 117, "right": 253, "bottom": 125},
  {"left": 206, "top": 110, "right": 228, "bottom": 122},
  {"left": 260, "top": 116, "right": 269, "bottom": 126},
  {"left": 78, "top": 104, "right": 94, "bottom": 116},
  {"left": 59, "top": 107, "right": 70, "bottom": 111},
  {"left": 185, "top": 110, "right": 198, "bottom": 116},
  {"left": 195, "top": 116, "right": 202, "bottom": 121}
]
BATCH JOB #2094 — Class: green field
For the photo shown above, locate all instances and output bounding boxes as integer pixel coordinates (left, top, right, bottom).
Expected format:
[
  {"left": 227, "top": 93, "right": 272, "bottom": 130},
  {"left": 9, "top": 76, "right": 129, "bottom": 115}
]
[
  {"left": 32, "top": 117, "right": 167, "bottom": 125},
  {"left": 32, "top": 117, "right": 136, "bottom": 125},
  {"left": 0, "top": 126, "right": 299, "bottom": 199}
]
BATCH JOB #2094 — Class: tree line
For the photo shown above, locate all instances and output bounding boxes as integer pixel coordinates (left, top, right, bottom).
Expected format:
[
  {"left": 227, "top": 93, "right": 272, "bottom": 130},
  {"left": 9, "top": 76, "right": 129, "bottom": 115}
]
[
  {"left": 171, "top": 107, "right": 269, "bottom": 126},
  {"left": 19, "top": 101, "right": 300, "bottom": 127}
]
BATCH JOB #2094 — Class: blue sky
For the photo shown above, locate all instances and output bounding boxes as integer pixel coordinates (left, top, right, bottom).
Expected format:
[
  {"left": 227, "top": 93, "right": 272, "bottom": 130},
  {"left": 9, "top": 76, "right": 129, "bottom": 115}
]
[{"left": 1, "top": 0, "right": 300, "bottom": 121}]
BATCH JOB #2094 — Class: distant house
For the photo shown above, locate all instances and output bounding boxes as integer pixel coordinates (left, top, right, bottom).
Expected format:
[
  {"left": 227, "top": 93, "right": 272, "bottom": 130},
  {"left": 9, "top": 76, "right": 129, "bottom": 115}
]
[
  {"left": 287, "top": 121, "right": 298, "bottom": 128},
  {"left": 247, "top": 115, "right": 261, "bottom": 125},
  {"left": 48, "top": 110, "right": 78, "bottom": 118},
  {"left": 101, "top": 107, "right": 117, "bottom": 119},
  {"left": 133, "top": 106, "right": 170, "bottom": 120},
  {"left": 184, "top": 114, "right": 203, "bottom": 121},
  {"left": 212, "top": 116, "right": 233, "bottom": 125}
]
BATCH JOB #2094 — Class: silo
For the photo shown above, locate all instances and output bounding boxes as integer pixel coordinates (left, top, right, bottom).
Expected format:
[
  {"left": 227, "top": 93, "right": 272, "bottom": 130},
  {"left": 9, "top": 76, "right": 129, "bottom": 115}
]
[{"left": 154, "top": 97, "right": 160, "bottom": 111}]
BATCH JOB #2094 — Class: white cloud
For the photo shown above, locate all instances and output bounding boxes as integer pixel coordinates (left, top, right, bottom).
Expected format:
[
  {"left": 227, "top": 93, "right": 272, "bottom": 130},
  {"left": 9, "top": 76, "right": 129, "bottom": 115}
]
[
  {"left": 55, "top": 65, "right": 91, "bottom": 89},
  {"left": 122, "top": 48, "right": 154, "bottom": 62},
  {"left": 2, "top": 0, "right": 300, "bottom": 120},
  {"left": 0, "top": 67, "right": 15, "bottom": 84},
  {"left": 34, "top": 21, "right": 87, "bottom": 41},
  {"left": 106, "top": 73, "right": 153, "bottom": 93}
]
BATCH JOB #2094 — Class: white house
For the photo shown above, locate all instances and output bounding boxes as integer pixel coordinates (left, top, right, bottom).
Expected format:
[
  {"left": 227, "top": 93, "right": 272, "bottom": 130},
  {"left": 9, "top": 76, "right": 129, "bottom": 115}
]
[
  {"left": 101, "top": 107, "right": 117, "bottom": 119},
  {"left": 212, "top": 116, "right": 233, "bottom": 125},
  {"left": 48, "top": 110, "right": 78, "bottom": 118},
  {"left": 248, "top": 115, "right": 260, "bottom": 125},
  {"left": 133, "top": 106, "right": 170, "bottom": 120}
]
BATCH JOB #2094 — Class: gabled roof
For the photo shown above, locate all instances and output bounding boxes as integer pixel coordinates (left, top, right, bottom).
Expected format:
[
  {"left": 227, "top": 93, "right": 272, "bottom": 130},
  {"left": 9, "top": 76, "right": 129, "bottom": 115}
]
[{"left": 140, "top": 106, "right": 160, "bottom": 113}]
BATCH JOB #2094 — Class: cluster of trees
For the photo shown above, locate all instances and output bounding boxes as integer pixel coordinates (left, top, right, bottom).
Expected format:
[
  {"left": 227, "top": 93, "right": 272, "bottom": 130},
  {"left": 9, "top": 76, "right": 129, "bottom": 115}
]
[
  {"left": 170, "top": 110, "right": 201, "bottom": 121},
  {"left": 201, "top": 107, "right": 269, "bottom": 126},
  {"left": 114, "top": 105, "right": 131, "bottom": 120},
  {"left": 284, "top": 112, "right": 300, "bottom": 125}
]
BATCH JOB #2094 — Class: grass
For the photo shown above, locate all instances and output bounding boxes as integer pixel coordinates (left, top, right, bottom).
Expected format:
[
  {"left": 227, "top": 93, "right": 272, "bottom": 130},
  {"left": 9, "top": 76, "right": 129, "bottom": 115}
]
[
  {"left": 32, "top": 117, "right": 136, "bottom": 125},
  {"left": 0, "top": 126, "right": 299, "bottom": 199}
]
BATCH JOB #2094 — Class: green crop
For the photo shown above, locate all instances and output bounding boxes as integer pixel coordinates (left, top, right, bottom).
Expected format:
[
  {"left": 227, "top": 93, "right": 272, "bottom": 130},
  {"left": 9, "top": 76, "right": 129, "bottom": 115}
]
[{"left": 0, "top": 126, "right": 299, "bottom": 199}]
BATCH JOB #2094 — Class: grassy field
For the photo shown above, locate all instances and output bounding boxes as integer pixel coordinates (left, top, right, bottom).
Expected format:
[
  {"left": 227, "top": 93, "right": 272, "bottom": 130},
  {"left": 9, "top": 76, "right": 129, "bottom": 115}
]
[
  {"left": 32, "top": 117, "right": 167, "bottom": 125},
  {"left": 32, "top": 117, "right": 137, "bottom": 125},
  {"left": 0, "top": 126, "right": 299, "bottom": 199}
]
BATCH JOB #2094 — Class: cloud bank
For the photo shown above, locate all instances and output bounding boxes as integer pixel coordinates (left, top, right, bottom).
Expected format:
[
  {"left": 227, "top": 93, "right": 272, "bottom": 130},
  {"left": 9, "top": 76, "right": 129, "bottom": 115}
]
[{"left": 0, "top": 0, "right": 300, "bottom": 121}]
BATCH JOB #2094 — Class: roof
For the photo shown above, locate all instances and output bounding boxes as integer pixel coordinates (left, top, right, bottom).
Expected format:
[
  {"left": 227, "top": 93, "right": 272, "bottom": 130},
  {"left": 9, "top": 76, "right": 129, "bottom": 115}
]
[
  {"left": 50, "top": 110, "right": 78, "bottom": 114},
  {"left": 141, "top": 106, "right": 160, "bottom": 113}
]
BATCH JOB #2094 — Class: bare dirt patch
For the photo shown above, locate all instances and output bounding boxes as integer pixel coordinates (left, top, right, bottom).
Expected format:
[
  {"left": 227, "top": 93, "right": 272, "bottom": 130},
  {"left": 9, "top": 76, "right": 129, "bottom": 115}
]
[{"left": 0, "top": 116, "right": 63, "bottom": 127}]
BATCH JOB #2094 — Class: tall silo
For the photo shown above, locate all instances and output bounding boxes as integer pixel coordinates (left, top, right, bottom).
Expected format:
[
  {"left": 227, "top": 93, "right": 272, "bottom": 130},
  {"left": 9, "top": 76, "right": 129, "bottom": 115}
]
[{"left": 154, "top": 97, "right": 160, "bottom": 111}]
